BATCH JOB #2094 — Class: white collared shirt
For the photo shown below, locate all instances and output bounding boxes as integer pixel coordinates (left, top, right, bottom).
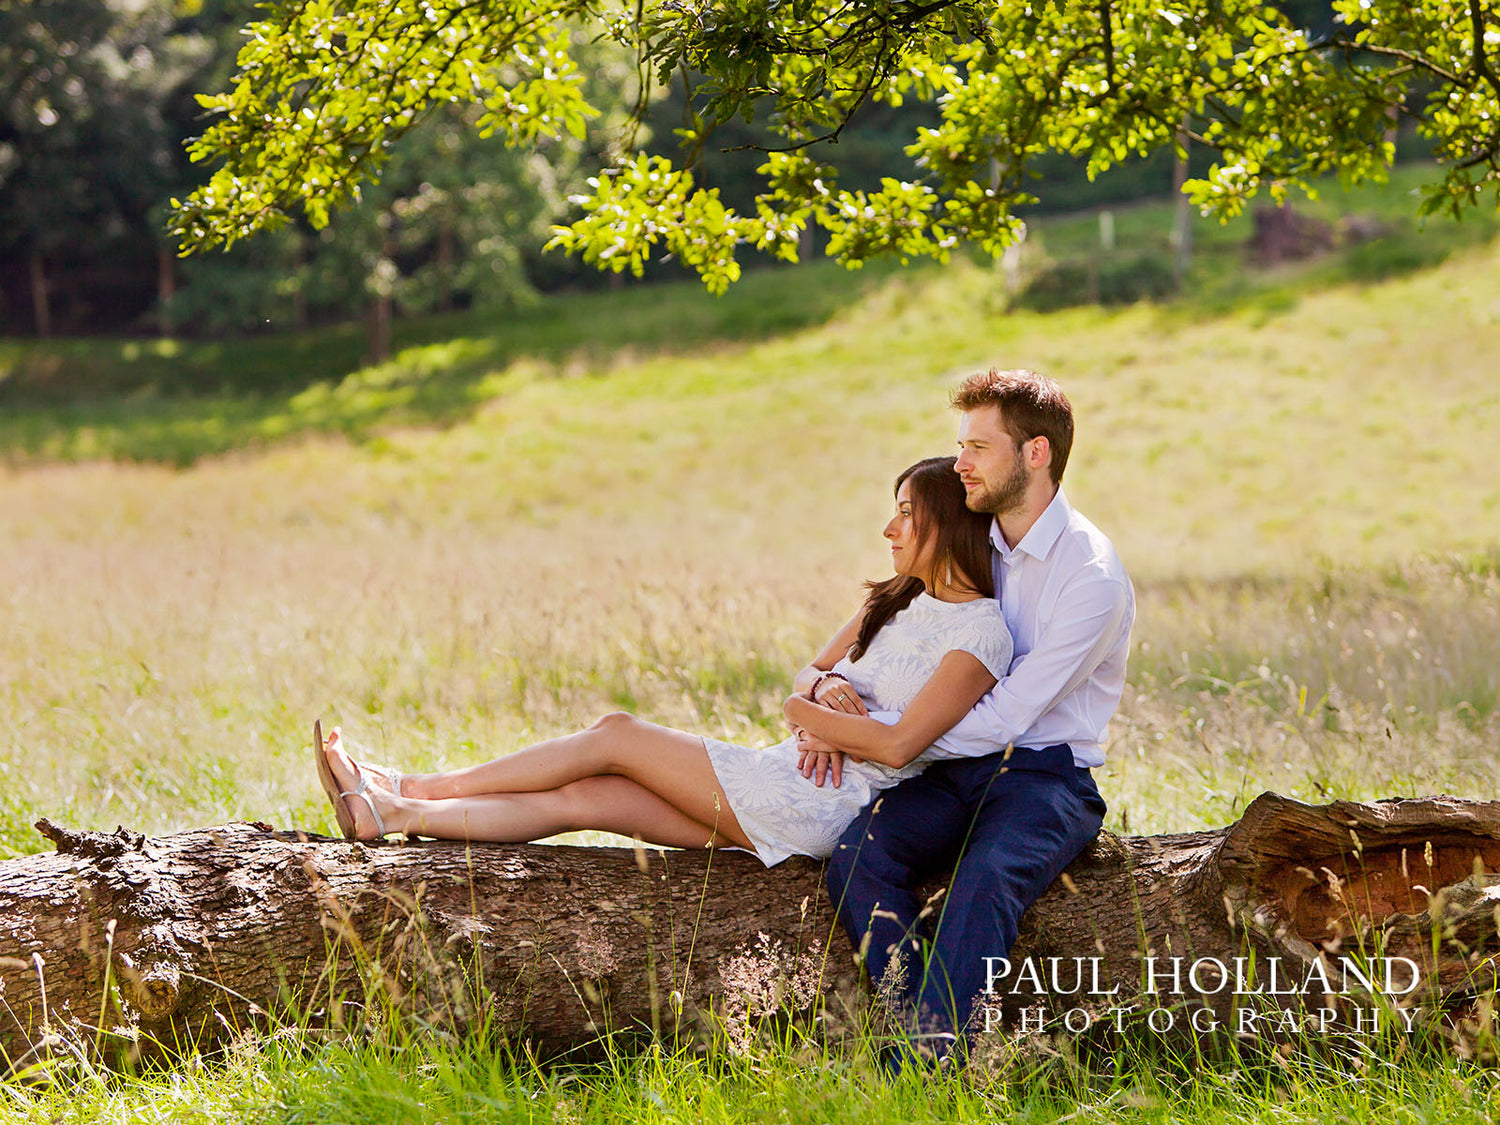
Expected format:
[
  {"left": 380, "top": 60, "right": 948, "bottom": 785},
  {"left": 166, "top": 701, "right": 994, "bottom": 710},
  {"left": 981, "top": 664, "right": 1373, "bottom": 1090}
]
[{"left": 927, "top": 489, "right": 1134, "bottom": 768}]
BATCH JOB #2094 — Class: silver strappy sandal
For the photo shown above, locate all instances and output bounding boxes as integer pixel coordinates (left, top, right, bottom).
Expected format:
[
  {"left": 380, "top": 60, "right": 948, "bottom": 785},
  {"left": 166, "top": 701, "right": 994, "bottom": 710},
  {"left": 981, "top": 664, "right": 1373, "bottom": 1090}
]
[
  {"left": 326, "top": 724, "right": 406, "bottom": 798},
  {"left": 338, "top": 765, "right": 388, "bottom": 838},
  {"left": 358, "top": 761, "right": 405, "bottom": 798},
  {"left": 314, "top": 720, "right": 388, "bottom": 840}
]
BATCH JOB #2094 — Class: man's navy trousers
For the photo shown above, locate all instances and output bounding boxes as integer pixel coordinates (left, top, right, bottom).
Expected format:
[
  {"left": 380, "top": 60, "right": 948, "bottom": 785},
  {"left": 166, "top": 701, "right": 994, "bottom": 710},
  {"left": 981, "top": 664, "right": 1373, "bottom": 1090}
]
[{"left": 825, "top": 743, "right": 1106, "bottom": 1040}]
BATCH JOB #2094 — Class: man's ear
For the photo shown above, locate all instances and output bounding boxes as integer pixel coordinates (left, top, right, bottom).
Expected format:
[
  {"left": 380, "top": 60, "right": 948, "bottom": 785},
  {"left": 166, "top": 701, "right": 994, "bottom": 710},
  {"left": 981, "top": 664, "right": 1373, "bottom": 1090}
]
[{"left": 1028, "top": 436, "right": 1052, "bottom": 471}]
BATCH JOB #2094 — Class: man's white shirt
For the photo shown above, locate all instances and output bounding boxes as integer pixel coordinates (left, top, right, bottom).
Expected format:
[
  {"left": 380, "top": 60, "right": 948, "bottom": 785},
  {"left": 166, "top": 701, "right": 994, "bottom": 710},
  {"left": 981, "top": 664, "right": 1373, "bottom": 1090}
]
[{"left": 927, "top": 488, "right": 1134, "bottom": 768}]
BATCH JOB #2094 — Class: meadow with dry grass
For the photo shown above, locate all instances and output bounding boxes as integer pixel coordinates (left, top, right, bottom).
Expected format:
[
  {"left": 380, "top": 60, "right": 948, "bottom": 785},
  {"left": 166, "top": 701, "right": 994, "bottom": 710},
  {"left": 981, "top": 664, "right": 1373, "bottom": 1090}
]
[{"left": 1, "top": 199, "right": 1499, "bottom": 1120}]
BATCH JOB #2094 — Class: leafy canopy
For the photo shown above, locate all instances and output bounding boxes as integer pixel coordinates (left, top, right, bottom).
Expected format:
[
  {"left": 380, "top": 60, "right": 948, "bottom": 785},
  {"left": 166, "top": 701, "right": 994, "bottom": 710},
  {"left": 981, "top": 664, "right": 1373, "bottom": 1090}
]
[{"left": 172, "top": 0, "right": 1500, "bottom": 291}]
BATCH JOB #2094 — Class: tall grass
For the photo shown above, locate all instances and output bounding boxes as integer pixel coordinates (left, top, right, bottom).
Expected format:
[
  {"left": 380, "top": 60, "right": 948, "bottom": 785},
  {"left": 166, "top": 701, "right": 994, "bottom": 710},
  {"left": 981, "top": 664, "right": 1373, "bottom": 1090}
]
[
  {"left": 7, "top": 1000, "right": 1500, "bottom": 1123},
  {"left": 1, "top": 515, "right": 1496, "bottom": 858}
]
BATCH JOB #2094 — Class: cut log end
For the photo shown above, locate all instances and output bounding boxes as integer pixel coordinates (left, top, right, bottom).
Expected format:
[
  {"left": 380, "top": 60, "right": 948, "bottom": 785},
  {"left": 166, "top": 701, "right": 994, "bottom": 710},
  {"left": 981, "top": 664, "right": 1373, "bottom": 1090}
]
[{"left": 1221, "top": 794, "right": 1500, "bottom": 975}]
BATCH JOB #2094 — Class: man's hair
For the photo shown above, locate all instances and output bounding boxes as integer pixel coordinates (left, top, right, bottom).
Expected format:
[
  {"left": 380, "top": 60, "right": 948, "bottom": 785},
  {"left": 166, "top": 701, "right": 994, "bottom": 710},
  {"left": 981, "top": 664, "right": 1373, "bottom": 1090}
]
[{"left": 951, "top": 368, "right": 1073, "bottom": 485}]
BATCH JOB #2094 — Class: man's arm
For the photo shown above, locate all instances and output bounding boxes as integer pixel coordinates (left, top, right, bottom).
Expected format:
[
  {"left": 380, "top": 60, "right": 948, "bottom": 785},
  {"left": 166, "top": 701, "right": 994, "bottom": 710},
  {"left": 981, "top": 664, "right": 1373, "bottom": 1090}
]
[{"left": 941, "top": 573, "right": 1132, "bottom": 752}]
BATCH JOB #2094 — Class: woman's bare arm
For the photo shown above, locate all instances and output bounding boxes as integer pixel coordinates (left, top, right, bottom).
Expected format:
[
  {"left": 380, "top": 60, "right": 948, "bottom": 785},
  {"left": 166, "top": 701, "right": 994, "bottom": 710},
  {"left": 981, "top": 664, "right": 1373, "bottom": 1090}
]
[
  {"left": 785, "top": 611, "right": 868, "bottom": 789},
  {"left": 783, "top": 650, "right": 997, "bottom": 769},
  {"left": 789, "top": 611, "right": 867, "bottom": 713}
]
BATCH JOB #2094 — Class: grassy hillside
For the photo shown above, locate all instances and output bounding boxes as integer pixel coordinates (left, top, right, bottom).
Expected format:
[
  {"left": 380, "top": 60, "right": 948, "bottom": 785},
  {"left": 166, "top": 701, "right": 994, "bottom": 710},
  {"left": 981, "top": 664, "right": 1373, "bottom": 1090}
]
[
  {"left": 2, "top": 164, "right": 1496, "bottom": 469},
  {"left": 1, "top": 178, "right": 1496, "bottom": 847},
  {"left": 1, "top": 173, "right": 1498, "bottom": 1122}
]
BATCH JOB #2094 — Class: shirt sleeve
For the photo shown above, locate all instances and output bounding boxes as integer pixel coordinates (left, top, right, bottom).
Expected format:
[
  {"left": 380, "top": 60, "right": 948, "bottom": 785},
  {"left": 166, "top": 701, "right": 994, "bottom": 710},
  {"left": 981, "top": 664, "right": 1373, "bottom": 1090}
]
[
  {"left": 939, "top": 573, "right": 1132, "bottom": 755},
  {"left": 949, "top": 605, "right": 1013, "bottom": 681}
]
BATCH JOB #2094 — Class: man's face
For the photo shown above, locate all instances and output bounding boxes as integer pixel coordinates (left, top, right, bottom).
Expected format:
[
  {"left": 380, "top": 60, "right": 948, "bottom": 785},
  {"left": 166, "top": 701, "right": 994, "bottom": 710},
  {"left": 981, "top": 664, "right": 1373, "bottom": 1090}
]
[{"left": 955, "top": 405, "right": 1028, "bottom": 516}]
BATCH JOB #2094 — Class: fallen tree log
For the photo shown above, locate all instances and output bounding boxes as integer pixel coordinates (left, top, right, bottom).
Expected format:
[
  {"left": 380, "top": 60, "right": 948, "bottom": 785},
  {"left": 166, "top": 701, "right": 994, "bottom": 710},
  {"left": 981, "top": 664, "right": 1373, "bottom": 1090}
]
[{"left": 3, "top": 792, "right": 1499, "bottom": 1066}]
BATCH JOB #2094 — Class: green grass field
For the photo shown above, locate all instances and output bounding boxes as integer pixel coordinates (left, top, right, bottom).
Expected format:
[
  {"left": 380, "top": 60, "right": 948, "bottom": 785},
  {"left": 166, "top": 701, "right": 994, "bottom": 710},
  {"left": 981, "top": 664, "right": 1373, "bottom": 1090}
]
[{"left": 2, "top": 173, "right": 1499, "bottom": 1120}]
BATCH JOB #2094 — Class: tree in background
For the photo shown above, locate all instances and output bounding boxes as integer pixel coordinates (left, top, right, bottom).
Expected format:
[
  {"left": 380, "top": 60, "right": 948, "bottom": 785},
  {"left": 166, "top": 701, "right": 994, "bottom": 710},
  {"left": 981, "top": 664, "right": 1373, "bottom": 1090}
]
[
  {"left": 171, "top": 0, "right": 1500, "bottom": 292},
  {"left": 172, "top": 101, "right": 591, "bottom": 359},
  {"left": 0, "top": 0, "right": 624, "bottom": 340},
  {"left": 0, "top": 0, "right": 213, "bottom": 334},
  {"left": 170, "top": 40, "right": 628, "bottom": 357}
]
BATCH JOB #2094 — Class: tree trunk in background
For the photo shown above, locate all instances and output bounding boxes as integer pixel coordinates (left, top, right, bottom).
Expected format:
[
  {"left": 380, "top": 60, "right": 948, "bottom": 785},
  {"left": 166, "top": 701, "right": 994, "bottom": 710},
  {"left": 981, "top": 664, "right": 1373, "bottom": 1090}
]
[
  {"left": 2, "top": 793, "right": 1498, "bottom": 1068},
  {"left": 436, "top": 221, "right": 455, "bottom": 313},
  {"left": 366, "top": 296, "right": 392, "bottom": 365},
  {"left": 1170, "top": 116, "right": 1193, "bottom": 283},
  {"left": 28, "top": 250, "right": 50, "bottom": 337},
  {"left": 156, "top": 244, "right": 175, "bottom": 337},
  {"left": 291, "top": 236, "right": 309, "bottom": 331},
  {"left": 365, "top": 222, "right": 398, "bottom": 364}
]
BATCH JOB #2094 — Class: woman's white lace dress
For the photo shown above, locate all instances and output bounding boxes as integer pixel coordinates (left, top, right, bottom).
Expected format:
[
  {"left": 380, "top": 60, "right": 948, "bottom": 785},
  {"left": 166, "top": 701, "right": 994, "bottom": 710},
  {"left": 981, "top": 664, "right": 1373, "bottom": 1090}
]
[{"left": 702, "top": 593, "right": 1012, "bottom": 866}]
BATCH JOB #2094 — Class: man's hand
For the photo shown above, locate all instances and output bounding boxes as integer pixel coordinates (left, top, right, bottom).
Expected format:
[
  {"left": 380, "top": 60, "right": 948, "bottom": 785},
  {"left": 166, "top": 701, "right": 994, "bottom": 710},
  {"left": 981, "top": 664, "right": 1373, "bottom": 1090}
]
[{"left": 795, "top": 726, "right": 844, "bottom": 788}]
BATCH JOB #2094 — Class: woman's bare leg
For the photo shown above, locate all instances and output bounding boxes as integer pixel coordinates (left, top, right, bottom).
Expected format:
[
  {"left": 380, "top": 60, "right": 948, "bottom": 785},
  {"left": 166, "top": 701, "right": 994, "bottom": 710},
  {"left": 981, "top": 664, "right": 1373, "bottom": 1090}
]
[
  {"left": 322, "top": 713, "right": 752, "bottom": 848},
  {"left": 386, "top": 715, "right": 709, "bottom": 800},
  {"left": 368, "top": 776, "right": 737, "bottom": 848}
]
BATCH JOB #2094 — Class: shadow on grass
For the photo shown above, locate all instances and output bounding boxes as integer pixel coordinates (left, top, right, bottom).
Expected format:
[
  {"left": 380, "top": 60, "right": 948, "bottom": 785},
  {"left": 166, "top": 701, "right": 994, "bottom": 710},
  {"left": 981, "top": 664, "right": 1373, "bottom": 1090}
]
[
  {"left": 0, "top": 261, "right": 893, "bottom": 466},
  {"left": 3, "top": 164, "right": 1496, "bottom": 467},
  {"left": 1170, "top": 211, "right": 1500, "bottom": 326}
]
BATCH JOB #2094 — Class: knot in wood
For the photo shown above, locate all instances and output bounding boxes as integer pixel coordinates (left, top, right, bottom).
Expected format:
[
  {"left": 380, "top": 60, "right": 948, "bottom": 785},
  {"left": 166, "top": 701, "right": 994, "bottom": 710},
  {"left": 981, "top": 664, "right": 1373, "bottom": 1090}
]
[
  {"left": 119, "top": 957, "right": 185, "bottom": 1021},
  {"left": 35, "top": 819, "right": 146, "bottom": 859},
  {"left": 1079, "top": 830, "right": 1129, "bottom": 866}
]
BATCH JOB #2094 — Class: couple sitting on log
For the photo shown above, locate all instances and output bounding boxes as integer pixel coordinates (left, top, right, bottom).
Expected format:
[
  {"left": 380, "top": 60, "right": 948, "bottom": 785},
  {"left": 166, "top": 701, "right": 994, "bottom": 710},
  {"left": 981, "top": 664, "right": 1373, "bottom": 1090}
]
[{"left": 316, "top": 367, "right": 1135, "bottom": 1069}]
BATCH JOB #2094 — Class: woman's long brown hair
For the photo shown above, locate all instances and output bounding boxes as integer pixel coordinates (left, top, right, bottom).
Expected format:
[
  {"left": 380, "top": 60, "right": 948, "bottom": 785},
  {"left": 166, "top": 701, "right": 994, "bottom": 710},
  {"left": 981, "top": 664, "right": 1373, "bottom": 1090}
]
[{"left": 848, "top": 456, "right": 995, "bottom": 662}]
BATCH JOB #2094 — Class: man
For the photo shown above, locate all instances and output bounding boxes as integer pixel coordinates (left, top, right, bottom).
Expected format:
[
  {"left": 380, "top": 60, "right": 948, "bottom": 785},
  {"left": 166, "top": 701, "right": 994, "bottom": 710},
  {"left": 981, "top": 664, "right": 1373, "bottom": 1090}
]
[{"left": 817, "top": 368, "right": 1134, "bottom": 1064}]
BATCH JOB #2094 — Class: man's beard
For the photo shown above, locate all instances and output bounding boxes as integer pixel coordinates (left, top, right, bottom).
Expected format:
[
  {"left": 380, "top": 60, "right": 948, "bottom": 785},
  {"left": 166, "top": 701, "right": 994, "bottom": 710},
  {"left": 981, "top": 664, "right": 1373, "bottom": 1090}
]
[{"left": 966, "top": 457, "right": 1028, "bottom": 516}]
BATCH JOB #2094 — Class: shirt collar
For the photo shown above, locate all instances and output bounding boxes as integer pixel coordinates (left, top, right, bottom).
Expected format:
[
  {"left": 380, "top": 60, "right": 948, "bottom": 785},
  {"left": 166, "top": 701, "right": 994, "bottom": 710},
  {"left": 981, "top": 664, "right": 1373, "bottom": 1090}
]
[{"left": 990, "top": 488, "right": 1071, "bottom": 562}]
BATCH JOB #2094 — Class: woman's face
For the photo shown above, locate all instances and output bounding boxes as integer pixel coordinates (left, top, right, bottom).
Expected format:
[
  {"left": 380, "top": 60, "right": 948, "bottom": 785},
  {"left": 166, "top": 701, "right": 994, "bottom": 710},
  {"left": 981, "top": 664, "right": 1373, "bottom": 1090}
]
[{"left": 884, "top": 479, "right": 935, "bottom": 583}]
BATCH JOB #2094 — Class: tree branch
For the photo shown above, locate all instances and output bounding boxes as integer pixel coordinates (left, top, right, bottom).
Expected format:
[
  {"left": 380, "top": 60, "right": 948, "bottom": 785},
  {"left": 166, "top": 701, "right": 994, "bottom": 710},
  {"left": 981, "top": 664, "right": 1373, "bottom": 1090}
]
[
  {"left": 721, "top": 35, "right": 892, "bottom": 154},
  {"left": 1308, "top": 34, "right": 1464, "bottom": 86},
  {"left": 1098, "top": 0, "right": 1115, "bottom": 88},
  {"left": 1455, "top": 133, "right": 1500, "bottom": 167},
  {"left": 1470, "top": 0, "right": 1500, "bottom": 98}
]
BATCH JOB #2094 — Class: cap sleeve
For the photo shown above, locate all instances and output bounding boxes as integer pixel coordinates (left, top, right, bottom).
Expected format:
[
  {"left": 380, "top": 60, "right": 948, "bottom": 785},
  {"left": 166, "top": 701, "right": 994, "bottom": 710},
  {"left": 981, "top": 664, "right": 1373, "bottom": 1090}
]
[{"left": 950, "top": 602, "right": 1013, "bottom": 681}]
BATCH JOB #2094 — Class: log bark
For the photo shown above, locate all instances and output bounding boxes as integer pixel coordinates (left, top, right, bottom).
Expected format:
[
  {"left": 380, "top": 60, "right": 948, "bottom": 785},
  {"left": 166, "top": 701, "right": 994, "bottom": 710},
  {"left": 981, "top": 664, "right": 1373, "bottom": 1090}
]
[{"left": 3, "top": 792, "right": 1499, "bottom": 1068}]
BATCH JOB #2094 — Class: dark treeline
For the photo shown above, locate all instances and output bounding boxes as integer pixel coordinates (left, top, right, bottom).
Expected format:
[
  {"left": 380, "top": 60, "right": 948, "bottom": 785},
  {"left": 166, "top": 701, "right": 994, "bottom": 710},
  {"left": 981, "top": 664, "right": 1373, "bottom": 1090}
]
[
  {"left": 0, "top": 0, "right": 624, "bottom": 347},
  {"left": 3, "top": 0, "right": 1351, "bottom": 347}
]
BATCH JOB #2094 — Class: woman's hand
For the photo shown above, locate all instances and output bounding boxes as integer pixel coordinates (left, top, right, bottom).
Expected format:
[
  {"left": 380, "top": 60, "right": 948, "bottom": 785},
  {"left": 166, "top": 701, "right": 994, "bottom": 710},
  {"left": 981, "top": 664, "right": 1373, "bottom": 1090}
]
[
  {"left": 786, "top": 650, "right": 997, "bottom": 770},
  {"left": 813, "top": 676, "right": 868, "bottom": 717}
]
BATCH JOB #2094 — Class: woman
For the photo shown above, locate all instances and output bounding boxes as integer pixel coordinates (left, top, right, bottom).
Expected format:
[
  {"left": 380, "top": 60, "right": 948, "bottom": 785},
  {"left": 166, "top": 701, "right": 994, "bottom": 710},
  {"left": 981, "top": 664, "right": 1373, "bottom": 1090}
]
[{"left": 315, "top": 456, "right": 1012, "bottom": 867}]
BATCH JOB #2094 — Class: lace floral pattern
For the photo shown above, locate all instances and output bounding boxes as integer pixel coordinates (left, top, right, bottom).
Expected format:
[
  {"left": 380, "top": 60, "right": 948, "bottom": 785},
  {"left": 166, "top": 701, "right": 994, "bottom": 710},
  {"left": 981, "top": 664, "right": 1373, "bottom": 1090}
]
[{"left": 704, "top": 595, "right": 1011, "bottom": 866}]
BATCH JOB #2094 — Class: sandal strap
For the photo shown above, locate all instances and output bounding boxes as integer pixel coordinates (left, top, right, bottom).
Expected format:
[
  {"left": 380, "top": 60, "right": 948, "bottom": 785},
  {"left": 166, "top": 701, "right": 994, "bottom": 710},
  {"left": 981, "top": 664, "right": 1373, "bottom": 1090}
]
[
  {"left": 340, "top": 770, "right": 388, "bottom": 838},
  {"left": 359, "top": 761, "right": 404, "bottom": 798}
]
